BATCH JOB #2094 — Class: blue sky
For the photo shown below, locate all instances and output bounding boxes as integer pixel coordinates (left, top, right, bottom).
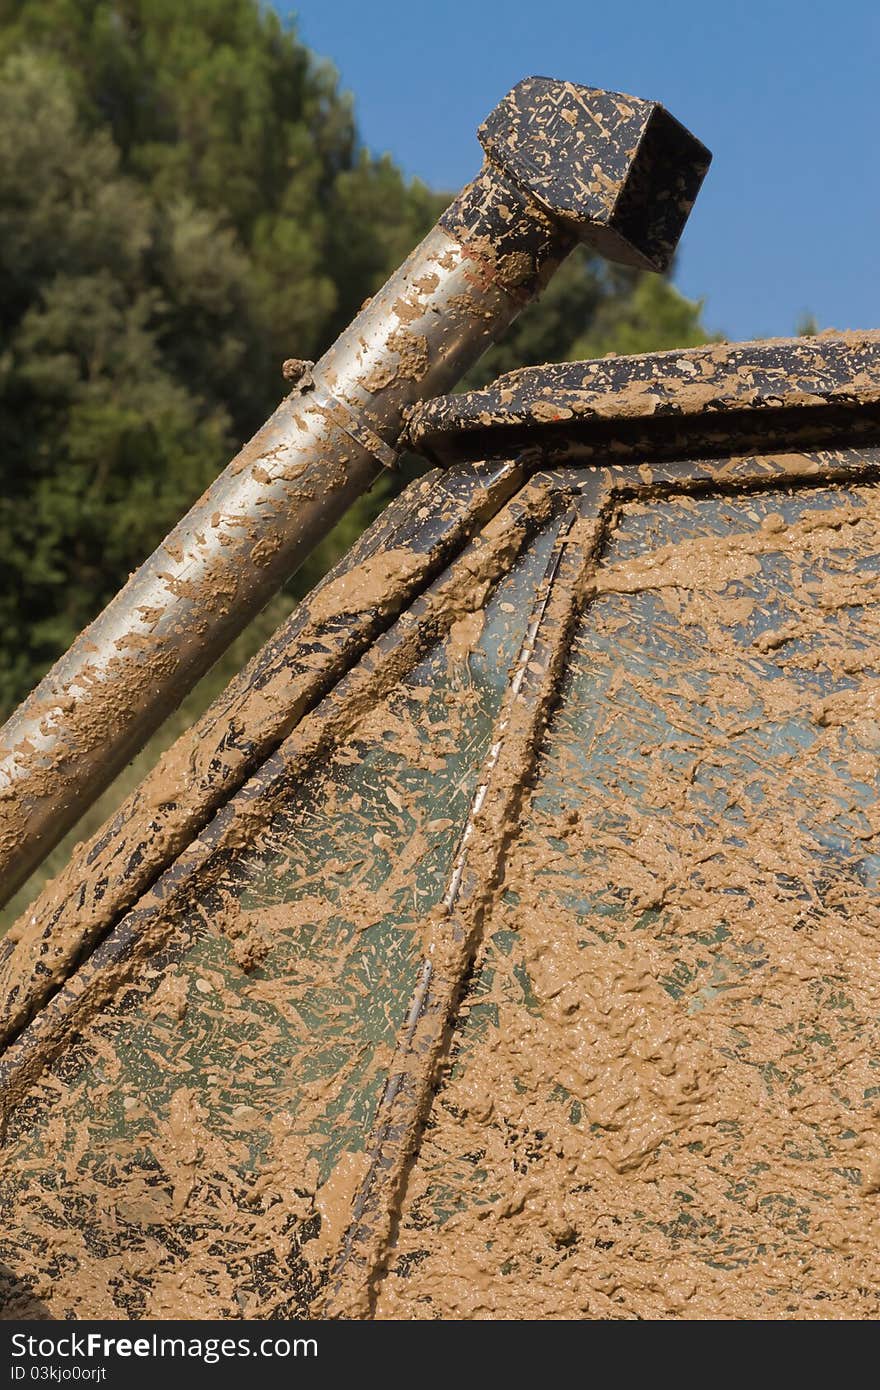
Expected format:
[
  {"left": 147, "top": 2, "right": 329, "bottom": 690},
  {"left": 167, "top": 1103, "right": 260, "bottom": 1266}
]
[{"left": 281, "top": 0, "right": 879, "bottom": 344}]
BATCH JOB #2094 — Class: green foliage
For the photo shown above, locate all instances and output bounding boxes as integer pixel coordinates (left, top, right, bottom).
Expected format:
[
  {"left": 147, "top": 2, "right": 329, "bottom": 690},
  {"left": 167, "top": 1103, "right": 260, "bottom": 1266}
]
[
  {"left": 569, "top": 267, "right": 714, "bottom": 359},
  {"left": 0, "top": 0, "right": 714, "bottom": 724},
  {"left": 462, "top": 250, "right": 714, "bottom": 392},
  {"left": 0, "top": 0, "right": 445, "bottom": 715},
  {"left": 460, "top": 247, "right": 606, "bottom": 389},
  {"left": 0, "top": 0, "right": 719, "bottom": 927}
]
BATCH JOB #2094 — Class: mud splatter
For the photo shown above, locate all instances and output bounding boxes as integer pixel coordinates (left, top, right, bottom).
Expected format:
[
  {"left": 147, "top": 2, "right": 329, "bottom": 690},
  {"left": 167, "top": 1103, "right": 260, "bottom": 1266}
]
[
  {"left": 0, "top": 510, "right": 563, "bottom": 1319},
  {"left": 3, "top": 471, "right": 880, "bottom": 1322},
  {"left": 376, "top": 482, "right": 880, "bottom": 1320}
]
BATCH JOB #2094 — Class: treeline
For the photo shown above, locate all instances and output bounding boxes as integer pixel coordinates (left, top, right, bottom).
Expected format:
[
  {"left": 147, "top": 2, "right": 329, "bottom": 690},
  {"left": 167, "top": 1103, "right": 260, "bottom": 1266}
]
[{"left": 0, "top": 0, "right": 711, "bottom": 717}]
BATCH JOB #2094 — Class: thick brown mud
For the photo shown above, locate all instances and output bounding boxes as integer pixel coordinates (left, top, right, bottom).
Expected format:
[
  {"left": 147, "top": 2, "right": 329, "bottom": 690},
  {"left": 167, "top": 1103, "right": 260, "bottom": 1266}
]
[
  {"left": 2, "top": 471, "right": 880, "bottom": 1320},
  {"left": 375, "top": 482, "right": 880, "bottom": 1319}
]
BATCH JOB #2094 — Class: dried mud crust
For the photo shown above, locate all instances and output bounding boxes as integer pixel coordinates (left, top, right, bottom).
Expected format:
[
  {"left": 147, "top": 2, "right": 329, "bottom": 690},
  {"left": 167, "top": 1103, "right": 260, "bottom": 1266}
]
[
  {"left": 0, "top": 519, "right": 562, "bottom": 1320},
  {"left": 376, "top": 482, "right": 880, "bottom": 1320},
  {"left": 3, "top": 473, "right": 880, "bottom": 1321},
  {"left": 0, "top": 463, "right": 525, "bottom": 1050},
  {"left": 405, "top": 332, "right": 880, "bottom": 467}
]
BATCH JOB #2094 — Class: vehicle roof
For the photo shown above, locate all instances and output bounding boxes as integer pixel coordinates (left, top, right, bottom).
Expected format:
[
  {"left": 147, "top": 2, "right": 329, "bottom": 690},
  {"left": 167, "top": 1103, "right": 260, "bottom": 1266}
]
[{"left": 407, "top": 330, "right": 880, "bottom": 465}]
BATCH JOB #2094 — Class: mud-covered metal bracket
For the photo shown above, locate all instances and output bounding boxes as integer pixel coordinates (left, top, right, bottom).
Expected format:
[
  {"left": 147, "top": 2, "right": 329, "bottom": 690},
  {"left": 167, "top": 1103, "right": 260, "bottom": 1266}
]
[{"left": 478, "top": 76, "right": 710, "bottom": 272}]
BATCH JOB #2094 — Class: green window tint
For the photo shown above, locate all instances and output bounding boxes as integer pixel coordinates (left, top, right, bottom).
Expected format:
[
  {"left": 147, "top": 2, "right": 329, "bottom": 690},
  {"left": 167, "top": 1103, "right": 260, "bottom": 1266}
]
[
  {"left": 379, "top": 482, "right": 880, "bottom": 1320},
  {"left": 0, "top": 520, "right": 563, "bottom": 1320}
]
